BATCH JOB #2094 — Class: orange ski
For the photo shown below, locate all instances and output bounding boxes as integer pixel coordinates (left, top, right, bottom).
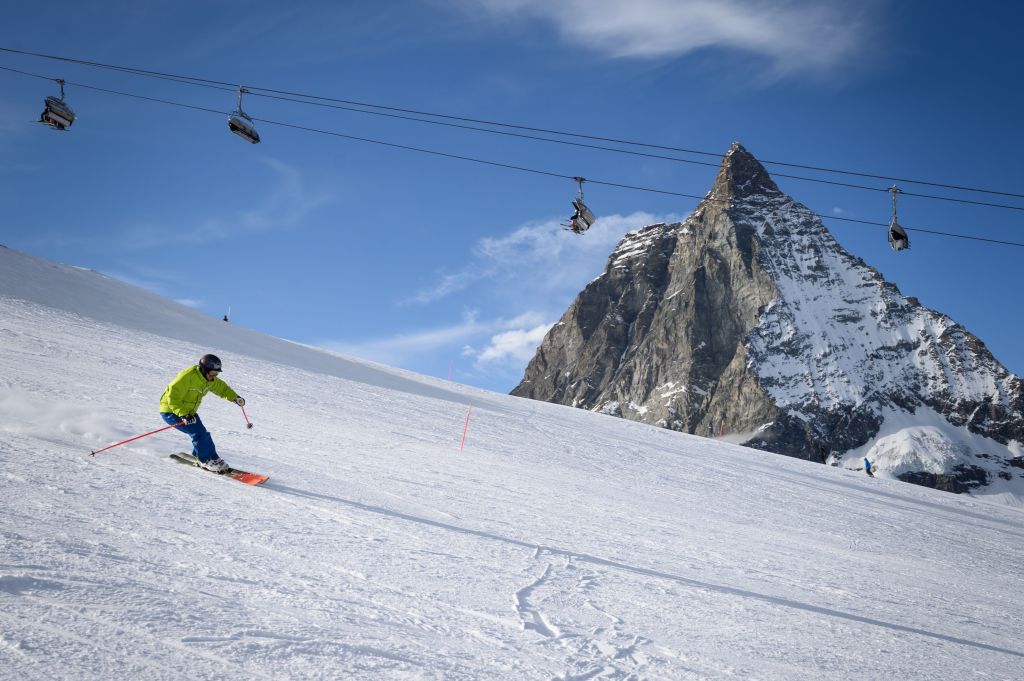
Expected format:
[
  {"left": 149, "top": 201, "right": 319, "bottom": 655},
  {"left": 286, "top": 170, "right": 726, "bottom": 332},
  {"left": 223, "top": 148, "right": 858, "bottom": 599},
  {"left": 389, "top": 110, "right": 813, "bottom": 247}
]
[{"left": 169, "top": 453, "right": 268, "bottom": 486}]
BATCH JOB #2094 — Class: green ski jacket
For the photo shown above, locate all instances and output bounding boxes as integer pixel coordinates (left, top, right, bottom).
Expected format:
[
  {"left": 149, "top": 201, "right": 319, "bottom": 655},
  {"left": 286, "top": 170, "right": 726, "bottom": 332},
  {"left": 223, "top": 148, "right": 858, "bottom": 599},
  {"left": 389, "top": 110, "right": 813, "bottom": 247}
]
[{"left": 159, "top": 365, "right": 239, "bottom": 417}]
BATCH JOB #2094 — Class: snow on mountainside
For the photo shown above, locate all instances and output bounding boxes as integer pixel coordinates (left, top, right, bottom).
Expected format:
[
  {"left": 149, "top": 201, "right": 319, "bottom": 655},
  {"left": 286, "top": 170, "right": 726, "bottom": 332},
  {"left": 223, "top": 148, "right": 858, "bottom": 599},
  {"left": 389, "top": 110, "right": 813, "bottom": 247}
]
[
  {"left": 513, "top": 144, "right": 1024, "bottom": 504},
  {"left": 3, "top": 243, "right": 1024, "bottom": 679},
  {"left": 730, "top": 151, "right": 1024, "bottom": 500}
]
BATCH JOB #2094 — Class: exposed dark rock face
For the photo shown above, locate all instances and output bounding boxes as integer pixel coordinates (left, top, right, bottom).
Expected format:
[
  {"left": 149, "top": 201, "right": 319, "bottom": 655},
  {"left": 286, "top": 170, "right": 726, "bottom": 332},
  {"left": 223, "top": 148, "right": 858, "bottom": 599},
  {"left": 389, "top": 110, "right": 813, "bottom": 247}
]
[
  {"left": 513, "top": 143, "right": 1024, "bottom": 497},
  {"left": 898, "top": 466, "right": 990, "bottom": 494}
]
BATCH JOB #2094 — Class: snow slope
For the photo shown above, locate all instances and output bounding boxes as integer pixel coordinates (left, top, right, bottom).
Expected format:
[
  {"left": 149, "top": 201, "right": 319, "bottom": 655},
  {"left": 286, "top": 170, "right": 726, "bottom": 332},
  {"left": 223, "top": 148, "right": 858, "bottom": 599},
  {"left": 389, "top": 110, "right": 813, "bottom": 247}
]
[{"left": 2, "top": 245, "right": 1024, "bottom": 680}]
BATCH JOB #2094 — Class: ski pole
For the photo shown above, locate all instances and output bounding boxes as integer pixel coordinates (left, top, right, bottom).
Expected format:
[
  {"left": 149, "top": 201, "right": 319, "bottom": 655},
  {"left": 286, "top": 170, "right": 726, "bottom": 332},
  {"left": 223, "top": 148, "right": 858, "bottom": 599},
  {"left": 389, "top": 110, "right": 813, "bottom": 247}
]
[
  {"left": 240, "top": 404, "right": 253, "bottom": 429},
  {"left": 90, "top": 421, "right": 184, "bottom": 457}
]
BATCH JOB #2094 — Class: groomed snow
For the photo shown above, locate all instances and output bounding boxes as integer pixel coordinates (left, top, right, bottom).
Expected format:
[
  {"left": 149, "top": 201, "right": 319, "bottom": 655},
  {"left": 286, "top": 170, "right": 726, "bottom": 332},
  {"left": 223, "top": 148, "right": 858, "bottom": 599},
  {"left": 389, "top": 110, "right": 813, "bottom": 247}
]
[{"left": 2, "top": 246, "right": 1024, "bottom": 680}]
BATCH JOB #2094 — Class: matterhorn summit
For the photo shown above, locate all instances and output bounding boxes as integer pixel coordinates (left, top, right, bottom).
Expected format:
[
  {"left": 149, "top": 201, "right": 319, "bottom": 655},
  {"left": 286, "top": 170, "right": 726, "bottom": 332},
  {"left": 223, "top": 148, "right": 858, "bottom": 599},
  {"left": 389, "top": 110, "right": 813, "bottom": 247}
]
[{"left": 514, "top": 143, "right": 1024, "bottom": 499}]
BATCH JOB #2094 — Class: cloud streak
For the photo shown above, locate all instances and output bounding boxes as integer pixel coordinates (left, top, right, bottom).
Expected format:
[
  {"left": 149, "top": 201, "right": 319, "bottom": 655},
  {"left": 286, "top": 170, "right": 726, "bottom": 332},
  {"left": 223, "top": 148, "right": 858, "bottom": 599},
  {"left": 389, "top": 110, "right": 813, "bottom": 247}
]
[
  {"left": 411, "top": 211, "right": 680, "bottom": 306},
  {"left": 476, "top": 322, "right": 553, "bottom": 364},
  {"left": 108, "top": 156, "right": 333, "bottom": 253},
  {"left": 462, "top": 0, "right": 871, "bottom": 76},
  {"left": 318, "top": 309, "right": 550, "bottom": 368}
]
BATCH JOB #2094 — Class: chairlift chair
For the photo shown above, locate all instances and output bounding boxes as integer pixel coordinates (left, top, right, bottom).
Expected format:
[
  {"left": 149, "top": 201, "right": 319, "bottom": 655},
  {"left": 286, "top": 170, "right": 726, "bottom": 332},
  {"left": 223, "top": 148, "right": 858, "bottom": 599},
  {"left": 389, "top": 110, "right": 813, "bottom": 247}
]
[
  {"left": 39, "top": 80, "right": 75, "bottom": 131},
  {"left": 887, "top": 185, "right": 910, "bottom": 251},
  {"left": 571, "top": 197, "right": 596, "bottom": 233},
  {"left": 564, "top": 177, "right": 596, "bottom": 234},
  {"left": 888, "top": 221, "right": 910, "bottom": 251},
  {"left": 227, "top": 86, "right": 261, "bottom": 144}
]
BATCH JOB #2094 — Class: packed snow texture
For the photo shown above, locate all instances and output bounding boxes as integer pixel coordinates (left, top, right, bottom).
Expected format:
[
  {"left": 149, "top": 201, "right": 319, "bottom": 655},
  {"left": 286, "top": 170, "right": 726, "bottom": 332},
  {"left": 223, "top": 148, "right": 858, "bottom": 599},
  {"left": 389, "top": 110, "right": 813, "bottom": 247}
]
[{"left": 2, "top": 245, "right": 1024, "bottom": 679}]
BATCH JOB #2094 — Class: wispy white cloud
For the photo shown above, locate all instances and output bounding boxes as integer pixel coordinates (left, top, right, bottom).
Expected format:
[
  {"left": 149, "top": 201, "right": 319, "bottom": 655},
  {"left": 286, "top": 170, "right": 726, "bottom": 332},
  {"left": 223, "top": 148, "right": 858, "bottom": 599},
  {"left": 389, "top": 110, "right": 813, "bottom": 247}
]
[
  {"left": 410, "top": 211, "right": 679, "bottom": 305},
  {"left": 405, "top": 269, "right": 491, "bottom": 305},
  {"left": 317, "top": 309, "right": 481, "bottom": 366},
  {"left": 476, "top": 322, "right": 553, "bottom": 364},
  {"left": 460, "top": 0, "right": 872, "bottom": 76},
  {"left": 324, "top": 211, "right": 681, "bottom": 381},
  {"left": 319, "top": 309, "right": 552, "bottom": 368},
  {"left": 390, "top": 211, "right": 679, "bottom": 377},
  {"left": 115, "top": 156, "right": 333, "bottom": 251},
  {"left": 77, "top": 156, "right": 334, "bottom": 314},
  {"left": 234, "top": 157, "right": 333, "bottom": 232}
]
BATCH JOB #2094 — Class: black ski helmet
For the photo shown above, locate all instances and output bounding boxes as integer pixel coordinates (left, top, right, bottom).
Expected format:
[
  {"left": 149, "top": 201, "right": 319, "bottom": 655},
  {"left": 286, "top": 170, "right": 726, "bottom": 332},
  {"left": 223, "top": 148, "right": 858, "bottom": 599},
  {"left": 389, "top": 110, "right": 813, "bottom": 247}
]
[{"left": 198, "top": 354, "right": 223, "bottom": 375}]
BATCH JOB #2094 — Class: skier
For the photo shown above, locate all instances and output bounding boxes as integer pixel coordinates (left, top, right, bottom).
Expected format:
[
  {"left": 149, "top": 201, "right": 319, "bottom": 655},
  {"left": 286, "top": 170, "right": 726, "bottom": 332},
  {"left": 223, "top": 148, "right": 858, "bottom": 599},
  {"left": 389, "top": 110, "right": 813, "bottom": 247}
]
[
  {"left": 864, "top": 457, "right": 874, "bottom": 477},
  {"left": 159, "top": 354, "right": 245, "bottom": 472}
]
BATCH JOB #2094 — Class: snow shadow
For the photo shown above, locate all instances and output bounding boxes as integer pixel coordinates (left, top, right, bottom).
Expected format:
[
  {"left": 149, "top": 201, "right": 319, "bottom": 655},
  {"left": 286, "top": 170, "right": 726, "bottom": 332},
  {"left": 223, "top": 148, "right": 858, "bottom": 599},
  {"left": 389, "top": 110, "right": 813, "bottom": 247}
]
[{"left": 268, "top": 482, "right": 1024, "bottom": 660}]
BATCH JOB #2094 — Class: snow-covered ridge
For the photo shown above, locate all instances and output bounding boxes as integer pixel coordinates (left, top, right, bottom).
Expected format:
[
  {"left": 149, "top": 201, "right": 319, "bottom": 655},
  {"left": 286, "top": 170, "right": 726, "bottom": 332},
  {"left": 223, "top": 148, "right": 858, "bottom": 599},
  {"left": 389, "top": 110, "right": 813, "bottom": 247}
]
[{"left": 609, "top": 223, "right": 672, "bottom": 268}]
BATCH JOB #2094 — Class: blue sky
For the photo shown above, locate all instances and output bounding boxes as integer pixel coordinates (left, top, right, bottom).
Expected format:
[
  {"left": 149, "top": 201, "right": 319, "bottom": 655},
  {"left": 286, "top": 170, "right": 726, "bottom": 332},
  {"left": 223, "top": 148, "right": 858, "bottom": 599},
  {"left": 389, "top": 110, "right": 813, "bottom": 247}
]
[{"left": 2, "top": 1, "right": 1023, "bottom": 392}]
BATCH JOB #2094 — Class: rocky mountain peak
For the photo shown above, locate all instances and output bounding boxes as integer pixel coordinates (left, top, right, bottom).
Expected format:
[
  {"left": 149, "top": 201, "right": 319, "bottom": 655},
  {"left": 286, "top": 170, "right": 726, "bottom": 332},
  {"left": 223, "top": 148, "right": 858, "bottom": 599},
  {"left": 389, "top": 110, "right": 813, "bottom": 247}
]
[
  {"left": 514, "top": 143, "right": 1024, "bottom": 502},
  {"left": 711, "top": 142, "right": 781, "bottom": 201}
]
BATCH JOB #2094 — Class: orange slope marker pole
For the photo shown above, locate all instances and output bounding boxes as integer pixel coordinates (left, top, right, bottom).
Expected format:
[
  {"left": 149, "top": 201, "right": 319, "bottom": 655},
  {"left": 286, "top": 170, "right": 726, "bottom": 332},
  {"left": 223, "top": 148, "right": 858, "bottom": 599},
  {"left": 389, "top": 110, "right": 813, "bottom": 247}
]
[{"left": 460, "top": 405, "right": 474, "bottom": 451}]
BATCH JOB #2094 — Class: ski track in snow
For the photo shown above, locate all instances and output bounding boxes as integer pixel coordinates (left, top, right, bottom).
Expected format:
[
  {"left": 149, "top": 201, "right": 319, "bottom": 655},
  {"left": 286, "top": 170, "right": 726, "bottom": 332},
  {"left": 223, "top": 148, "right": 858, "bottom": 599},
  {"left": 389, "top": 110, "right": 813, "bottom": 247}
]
[{"left": 3, "top": 258, "right": 1024, "bottom": 679}]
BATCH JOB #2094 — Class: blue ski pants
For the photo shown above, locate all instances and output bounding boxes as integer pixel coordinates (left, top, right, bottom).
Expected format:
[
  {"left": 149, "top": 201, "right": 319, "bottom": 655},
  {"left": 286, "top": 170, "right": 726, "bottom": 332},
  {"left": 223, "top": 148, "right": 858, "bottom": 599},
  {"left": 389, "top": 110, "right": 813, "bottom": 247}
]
[{"left": 161, "top": 412, "right": 218, "bottom": 463}]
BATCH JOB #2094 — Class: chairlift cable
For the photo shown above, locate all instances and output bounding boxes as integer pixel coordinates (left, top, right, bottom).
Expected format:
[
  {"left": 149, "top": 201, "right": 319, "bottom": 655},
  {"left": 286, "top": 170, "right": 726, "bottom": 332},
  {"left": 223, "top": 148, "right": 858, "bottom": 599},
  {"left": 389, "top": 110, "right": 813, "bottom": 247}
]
[
  {"left": 1, "top": 66, "right": 1022, "bottom": 249},
  {"left": 0, "top": 64, "right": 229, "bottom": 116},
  {"left": 256, "top": 116, "right": 573, "bottom": 182},
  {"left": 12, "top": 58, "right": 1024, "bottom": 213},
  {"left": 0, "top": 46, "right": 236, "bottom": 89},
  {"left": 233, "top": 90, "right": 1024, "bottom": 213},
  {"left": 0, "top": 63, "right": 57, "bottom": 82},
  {"left": 826, "top": 214, "right": 1020, "bottom": 247},
  {"left": 2, "top": 45, "right": 1023, "bottom": 202},
  {"left": 229, "top": 94, "right": 1024, "bottom": 202},
  {"left": 63, "top": 79, "right": 227, "bottom": 116}
]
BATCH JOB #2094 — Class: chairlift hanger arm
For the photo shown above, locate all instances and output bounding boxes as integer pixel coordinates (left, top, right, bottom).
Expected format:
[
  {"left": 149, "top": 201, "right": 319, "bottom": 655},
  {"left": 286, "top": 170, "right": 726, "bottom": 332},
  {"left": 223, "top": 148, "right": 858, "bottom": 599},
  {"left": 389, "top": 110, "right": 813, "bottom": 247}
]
[
  {"left": 573, "top": 176, "right": 586, "bottom": 200},
  {"left": 889, "top": 185, "right": 902, "bottom": 221}
]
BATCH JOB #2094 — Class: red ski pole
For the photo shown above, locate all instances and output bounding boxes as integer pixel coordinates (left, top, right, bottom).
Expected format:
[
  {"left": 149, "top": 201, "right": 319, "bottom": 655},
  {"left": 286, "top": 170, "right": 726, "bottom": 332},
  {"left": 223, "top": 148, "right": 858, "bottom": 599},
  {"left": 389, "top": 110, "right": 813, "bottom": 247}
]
[
  {"left": 240, "top": 404, "right": 253, "bottom": 429},
  {"left": 90, "top": 421, "right": 184, "bottom": 457}
]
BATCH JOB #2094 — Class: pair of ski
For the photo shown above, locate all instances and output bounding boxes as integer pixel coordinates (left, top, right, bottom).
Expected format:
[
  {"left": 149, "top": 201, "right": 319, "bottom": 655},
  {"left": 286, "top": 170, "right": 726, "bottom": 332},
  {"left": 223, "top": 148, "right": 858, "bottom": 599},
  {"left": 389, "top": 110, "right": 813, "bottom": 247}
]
[{"left": 169, "top": 452, "right": 268, "bottom": 486}]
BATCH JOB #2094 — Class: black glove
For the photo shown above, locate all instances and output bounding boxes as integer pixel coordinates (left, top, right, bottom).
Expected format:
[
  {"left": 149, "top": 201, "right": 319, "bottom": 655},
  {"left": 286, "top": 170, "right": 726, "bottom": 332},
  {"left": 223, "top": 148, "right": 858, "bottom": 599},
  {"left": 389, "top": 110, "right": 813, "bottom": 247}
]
[
  {"left": 182, "top": 414, "right": 197, "bottom": 425},
  {"left": 234, "top": 397, "right": 245, "bottom": 407}
]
